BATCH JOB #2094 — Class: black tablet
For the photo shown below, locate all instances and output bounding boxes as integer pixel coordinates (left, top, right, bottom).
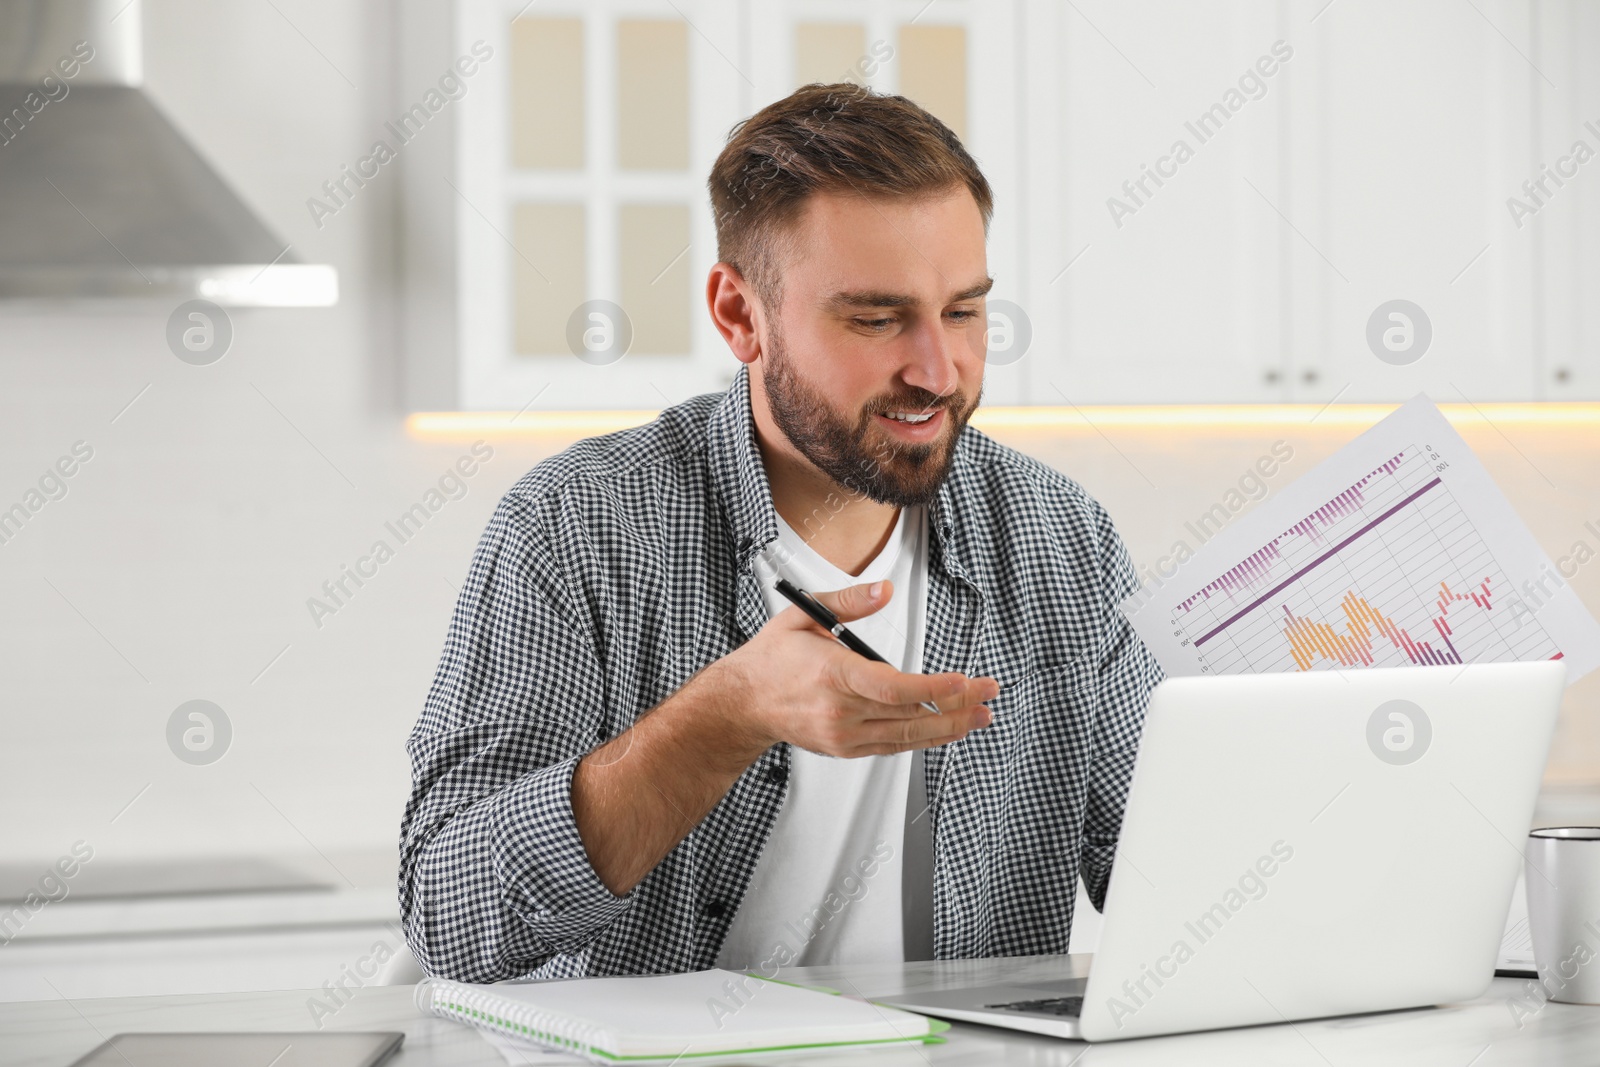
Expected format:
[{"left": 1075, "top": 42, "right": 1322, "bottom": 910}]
[{"left": 67, "top": 1032, "right": 404, "bottom": 1067}]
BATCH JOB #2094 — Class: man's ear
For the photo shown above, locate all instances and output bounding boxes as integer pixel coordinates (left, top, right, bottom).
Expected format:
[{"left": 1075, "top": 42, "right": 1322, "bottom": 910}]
[{"left": 706, "top": 263, "right": 764, "bottom": 365}]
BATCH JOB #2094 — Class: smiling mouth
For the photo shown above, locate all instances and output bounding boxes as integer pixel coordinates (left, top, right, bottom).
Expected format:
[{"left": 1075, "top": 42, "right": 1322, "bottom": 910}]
[{"left": 874, "top": 407, "right": 947, "bottom": 437}]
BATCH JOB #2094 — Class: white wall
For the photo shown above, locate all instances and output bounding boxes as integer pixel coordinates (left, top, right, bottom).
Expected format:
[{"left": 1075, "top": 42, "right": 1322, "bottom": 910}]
[{"left": 1, "top": 0, "right": 476, "bottom": 874}]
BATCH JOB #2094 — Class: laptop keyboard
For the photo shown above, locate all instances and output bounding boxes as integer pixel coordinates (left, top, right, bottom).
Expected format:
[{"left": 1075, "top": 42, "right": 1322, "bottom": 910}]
[{"left": 985, "top": 995, "right": 1084, "bottom": 1017}]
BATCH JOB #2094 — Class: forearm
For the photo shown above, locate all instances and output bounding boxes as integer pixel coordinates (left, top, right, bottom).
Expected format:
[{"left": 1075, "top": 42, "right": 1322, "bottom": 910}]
[
  {"left": 402, "top": 753, "right": 636, "bottom": 980},
  {"left": 571, "top": 659, "right": 770, "bottom": 895}
]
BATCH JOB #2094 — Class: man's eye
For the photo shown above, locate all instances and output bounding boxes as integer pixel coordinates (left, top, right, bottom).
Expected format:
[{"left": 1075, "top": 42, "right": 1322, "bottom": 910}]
[
  {"left": 948, "top": 310, "right": 979, "bottom": 322},
  {"left": 857, "top": 318, "right": 895, "bottom": 331}
]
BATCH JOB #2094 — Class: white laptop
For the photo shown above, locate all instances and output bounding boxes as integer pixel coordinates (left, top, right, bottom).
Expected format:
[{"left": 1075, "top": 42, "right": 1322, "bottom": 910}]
[{"left": 880, "top": 660, "right": 1566, "bottom": 1042}]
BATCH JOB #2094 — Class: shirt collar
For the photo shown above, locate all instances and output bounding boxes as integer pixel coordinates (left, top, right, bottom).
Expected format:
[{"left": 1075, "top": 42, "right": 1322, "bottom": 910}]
[
  {"left": 706, "top": 362, "right": 967, "bottom": 575},
  {"left": 706, "top": 363, "right": 780, "bottom": 573}
]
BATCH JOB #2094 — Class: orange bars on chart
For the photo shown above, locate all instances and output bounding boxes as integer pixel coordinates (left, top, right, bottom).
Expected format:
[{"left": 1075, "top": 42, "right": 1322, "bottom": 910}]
[{"left": 1280, "top": 580, "right": 1494, "bottom": 670}]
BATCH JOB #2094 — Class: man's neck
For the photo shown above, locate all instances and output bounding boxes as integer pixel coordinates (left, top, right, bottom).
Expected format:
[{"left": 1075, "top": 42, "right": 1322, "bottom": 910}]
[
  {"left": 759, "top": 437, "right": 902, "bottom": 578},
  {"left": 749, "top": 389, "right": 903, "bottom": 579}
]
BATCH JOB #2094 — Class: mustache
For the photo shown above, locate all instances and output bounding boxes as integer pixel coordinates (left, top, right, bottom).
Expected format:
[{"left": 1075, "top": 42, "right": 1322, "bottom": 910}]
[{"left": 872, "top": 393, "right": 958, "bottom": 416}]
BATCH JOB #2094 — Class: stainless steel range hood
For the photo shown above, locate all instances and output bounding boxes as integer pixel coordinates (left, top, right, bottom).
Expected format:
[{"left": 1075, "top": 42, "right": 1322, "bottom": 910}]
[{"left": 0, "top": 0, "right": 336, "bottom": 306}]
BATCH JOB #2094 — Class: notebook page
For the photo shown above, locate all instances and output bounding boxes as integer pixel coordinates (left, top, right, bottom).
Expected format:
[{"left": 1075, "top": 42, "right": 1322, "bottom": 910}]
[{"left": 484, "top": 969, "right": 932, "bottom": 1055}]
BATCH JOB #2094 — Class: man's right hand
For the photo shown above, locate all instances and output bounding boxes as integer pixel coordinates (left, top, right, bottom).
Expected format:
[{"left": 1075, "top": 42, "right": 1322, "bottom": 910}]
[
  {"left": 573, "top": 578, "right": 998, "bottom": 895},
  {"left": 708, "top": 579, "right": 998, "bottom": 761}
]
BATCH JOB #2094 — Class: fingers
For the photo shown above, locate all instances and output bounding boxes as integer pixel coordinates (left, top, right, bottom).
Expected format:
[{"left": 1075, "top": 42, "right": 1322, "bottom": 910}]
[
  {"left": 838, "top": 658, "right": 1000, "bottom": 713},
  {"left": 854, "top": 703, "right": 991, "bottom": 750},
  {"left": 774, "top": 584, "right": 999, "bottom": 712},
  {"left": 844, "top": 708, "right": 991, "bottom": 757},
  {"left": 760, "top": 578, "right": 1004, "bottom": 760},
  {"left": 849, "top": 736, "right": 966, "bottom": 757},
  {"left": 800, "top": 579, "right": 893, "bottom": 625}
]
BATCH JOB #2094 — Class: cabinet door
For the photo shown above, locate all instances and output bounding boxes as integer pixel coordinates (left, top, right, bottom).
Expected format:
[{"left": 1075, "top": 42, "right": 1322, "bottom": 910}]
[
  {"left": 1047, "top": 1, "right": 1287, "bottom": 403},
  {"left": 444, "top": 0, "right": 746, "bottom": 412},
  {"left": 1533, "top": 0, "right": 1600, "bottom": 400},
  {"left": 1282, "top": 0, "right": 1542, "bottom": 403}
]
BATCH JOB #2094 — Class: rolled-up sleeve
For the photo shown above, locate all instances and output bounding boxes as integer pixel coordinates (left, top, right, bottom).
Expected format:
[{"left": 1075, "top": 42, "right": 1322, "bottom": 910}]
[
  {"left": 399, "top": 491, "right": 632, "bottom": 982},
  {"left": 1077, "top": 503, "right": 1164, "bottom": 911}
]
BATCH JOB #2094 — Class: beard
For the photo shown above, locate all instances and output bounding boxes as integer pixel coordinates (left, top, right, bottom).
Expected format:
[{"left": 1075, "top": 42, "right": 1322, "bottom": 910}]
[{"left": 759, "top": 323, "right": 980, "bottom": 508}]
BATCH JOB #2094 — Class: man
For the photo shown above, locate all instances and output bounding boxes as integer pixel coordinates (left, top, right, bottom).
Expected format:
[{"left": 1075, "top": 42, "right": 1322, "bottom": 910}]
[{"left": 400, "top": 83, "right": 1162, "bottom": 983}]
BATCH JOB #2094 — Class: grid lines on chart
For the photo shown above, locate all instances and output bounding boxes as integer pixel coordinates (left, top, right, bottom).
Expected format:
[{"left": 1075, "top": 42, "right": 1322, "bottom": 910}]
[{"left": 1170, "top": 445, "right": 1562, "bottom": 674}]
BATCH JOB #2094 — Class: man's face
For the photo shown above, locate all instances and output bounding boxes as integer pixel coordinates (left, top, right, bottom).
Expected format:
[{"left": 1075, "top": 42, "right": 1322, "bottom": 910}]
[{"left": 756, "top": 189, "right": 990, "bottom": 508}]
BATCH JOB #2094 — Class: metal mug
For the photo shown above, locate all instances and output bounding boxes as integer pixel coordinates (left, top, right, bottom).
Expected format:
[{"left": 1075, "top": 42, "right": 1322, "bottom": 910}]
[{"left": 1525, "top": 827, "right": 1600, "bottom": 1005}]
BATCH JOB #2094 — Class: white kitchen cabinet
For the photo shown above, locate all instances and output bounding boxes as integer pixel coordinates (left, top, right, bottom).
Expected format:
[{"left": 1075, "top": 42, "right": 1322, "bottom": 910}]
[
  {"left": 0, "top": 888, "right": 403, "bottom": 1003},
  {"left": 1281, "top": 0, "right": 1544, "bottom": 403},
  {"left": 0, "top": 923, "right": 405, "bottom": 1004},
  {"left": 1048, "top": 2, "right": 1289, "bottom": 403},
  {"left": 1052, "top": 0, "right": 1596, "bottom": 403},
  {"left": 399, "top": 0, "right": 1598, "bottom": 410},
  {"left": 1535, "top": 0, "right": 1600, "bottom": 401},
  {"left": 400, "top": 0, "right": 1025, "bottom": 412}
]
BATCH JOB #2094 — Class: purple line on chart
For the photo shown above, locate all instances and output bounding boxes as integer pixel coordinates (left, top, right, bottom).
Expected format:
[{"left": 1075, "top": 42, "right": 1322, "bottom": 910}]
[{"left": 1191, "top": 476, "right": 1444, "bottom": 648}]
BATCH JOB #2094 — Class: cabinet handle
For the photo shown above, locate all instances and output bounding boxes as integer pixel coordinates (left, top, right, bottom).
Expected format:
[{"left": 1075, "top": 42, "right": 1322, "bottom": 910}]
[{"left": 1302, "top": 369, "right": 1319, "bottom": 385}]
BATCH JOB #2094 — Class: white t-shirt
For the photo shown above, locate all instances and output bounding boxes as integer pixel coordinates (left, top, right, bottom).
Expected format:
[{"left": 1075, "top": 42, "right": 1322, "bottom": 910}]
[{"left": 715, "top": 503, "right": 930, "bottom": 971}]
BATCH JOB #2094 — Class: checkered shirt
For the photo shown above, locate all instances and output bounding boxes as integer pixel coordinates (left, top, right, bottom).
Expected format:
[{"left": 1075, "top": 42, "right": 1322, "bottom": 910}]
[{"left": 399, "top": 364, "right": 1163, "bottom": 982}]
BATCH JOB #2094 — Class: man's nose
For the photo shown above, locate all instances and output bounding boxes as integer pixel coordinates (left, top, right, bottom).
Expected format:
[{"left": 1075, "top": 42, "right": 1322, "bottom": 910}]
[{"left": 900, "top": 317, "right": 962, "bottom": 403}]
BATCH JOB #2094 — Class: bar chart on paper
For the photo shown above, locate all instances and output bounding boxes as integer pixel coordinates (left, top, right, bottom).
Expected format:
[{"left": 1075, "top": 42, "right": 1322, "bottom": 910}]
[{"left": 1123, "top": 397, "right": 1600, "bottom": 682}]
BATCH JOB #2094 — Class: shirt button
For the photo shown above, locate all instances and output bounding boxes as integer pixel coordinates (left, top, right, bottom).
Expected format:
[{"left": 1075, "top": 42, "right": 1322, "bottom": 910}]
[
  {"left": 764, "top": 765, "right": 788, "bottom": 785},
  {"left": 703, "top": 901, "right": 728, "bottom": 919}
]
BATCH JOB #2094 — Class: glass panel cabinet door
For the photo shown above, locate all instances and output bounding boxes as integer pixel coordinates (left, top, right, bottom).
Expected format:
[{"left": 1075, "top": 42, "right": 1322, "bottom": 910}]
[{"left": 427, "top": 0, "right": 744, "bottom": 412}]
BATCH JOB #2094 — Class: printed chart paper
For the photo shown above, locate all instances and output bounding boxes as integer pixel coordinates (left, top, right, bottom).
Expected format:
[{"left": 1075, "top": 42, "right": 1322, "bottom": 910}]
[{"left": 1121, "top": 396, "right": 1600, "bottom": 683}]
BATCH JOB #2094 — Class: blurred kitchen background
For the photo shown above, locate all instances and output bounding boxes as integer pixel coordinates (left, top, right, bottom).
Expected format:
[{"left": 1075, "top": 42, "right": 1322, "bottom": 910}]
[{"left": 2, "top": 0, "right": 1598, "bottom": 1003}]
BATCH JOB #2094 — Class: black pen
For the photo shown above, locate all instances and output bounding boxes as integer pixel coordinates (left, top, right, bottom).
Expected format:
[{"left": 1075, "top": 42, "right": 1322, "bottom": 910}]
[{"left": 773, "top": 577, "right": 943, "bottom": 715}]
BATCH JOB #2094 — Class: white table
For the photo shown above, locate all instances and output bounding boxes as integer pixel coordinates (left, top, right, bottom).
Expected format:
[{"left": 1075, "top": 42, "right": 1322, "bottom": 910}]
[{"left": 3, "top": 955, "right": 1597, "bottom": 1066}]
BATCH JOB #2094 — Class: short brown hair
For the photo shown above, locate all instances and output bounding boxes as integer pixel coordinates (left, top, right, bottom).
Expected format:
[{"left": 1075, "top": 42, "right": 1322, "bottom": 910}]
[{"left": 708, "top": 82, "right": 994, "bottom": 311}]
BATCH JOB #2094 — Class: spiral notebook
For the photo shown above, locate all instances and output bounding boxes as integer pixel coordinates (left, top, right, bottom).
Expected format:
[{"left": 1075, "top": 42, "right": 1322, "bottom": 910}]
[{"left": 414, "top": 968, "right": 948, "bottom": 1064}]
